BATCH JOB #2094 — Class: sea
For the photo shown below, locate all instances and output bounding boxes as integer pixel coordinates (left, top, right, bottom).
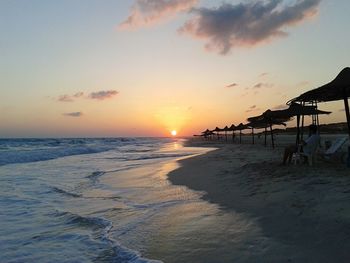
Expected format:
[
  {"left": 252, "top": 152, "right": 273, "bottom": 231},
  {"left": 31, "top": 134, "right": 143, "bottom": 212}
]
[{"left": 0, "top": 138, "right": 265, "bottom": 263}]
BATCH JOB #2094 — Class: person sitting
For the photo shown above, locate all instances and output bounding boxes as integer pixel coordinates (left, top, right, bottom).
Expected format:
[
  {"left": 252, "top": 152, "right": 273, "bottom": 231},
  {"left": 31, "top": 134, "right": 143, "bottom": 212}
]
[{"left": 283, "top": 124, "right": 320, "bottom": 165}]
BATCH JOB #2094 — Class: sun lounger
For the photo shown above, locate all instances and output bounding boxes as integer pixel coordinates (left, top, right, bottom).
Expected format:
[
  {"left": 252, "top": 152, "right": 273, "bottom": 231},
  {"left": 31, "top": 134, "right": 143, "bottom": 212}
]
[{"left": 322, "top": 137, "right": 348, "bottom": 162}]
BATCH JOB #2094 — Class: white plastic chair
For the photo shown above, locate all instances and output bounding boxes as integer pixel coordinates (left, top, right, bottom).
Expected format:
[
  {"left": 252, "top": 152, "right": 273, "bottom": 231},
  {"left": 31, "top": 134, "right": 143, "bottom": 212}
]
[{"left": 293, "top": 137, "right": 320, "bottom": 166}]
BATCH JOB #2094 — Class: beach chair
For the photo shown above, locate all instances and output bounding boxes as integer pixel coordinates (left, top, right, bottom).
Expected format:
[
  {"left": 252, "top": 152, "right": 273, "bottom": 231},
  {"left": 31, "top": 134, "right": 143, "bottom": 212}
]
[
  {"left": 321, "top": 137, "right": 348, "bottom": 162},
  {"left": 293, "top": 138, "right": 320, "bottom": 166}
]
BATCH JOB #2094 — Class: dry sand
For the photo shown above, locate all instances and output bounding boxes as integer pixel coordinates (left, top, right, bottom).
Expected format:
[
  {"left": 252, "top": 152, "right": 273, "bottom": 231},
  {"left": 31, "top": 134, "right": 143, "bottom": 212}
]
[{"left": 168, "top": 137, "right": 350, "bottom": 262}]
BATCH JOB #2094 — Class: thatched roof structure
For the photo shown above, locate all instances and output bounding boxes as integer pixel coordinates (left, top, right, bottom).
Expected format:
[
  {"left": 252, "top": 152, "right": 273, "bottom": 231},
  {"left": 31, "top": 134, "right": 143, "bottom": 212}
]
[
  {"left": 289, "top": 68, "right": 350, "bottom": 152},
  {"left": 289, "top": 67, "right": 350, "bottom": 103},
  {"left": 235, "top": 123, "right": 249, "bottom": 130},
  {"left": 265, "top": 103, "right": 331, "bottom": 118}
]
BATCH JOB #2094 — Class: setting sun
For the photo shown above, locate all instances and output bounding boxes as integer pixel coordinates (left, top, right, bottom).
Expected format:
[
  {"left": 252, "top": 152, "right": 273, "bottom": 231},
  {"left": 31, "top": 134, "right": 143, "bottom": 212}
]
[{"left": 171, "top": 130, "right": 177, "bottom": 136}]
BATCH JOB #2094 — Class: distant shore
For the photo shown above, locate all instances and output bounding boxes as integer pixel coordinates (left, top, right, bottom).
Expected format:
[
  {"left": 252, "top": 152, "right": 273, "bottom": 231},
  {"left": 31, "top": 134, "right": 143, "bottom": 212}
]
[{"left": 168, "top": 137, "right": 350, "bottom": 262}]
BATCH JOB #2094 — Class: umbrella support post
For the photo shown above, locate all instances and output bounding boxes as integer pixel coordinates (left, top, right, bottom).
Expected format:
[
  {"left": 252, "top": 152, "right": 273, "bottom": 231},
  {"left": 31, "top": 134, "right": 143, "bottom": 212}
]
[
  {"left": 301, "top": 102, "right": 305, "bottom": 141},
  {"left": 252, "top": 128, "right": 254, "bottom": 144},
  {"left": 270, "top": 124, "right": 274, "bottom": 149},
  {"left": 343, "top": 95, "right": 350, "bottom": 167},
  {"left": 296, "top": 115, "right": 300, "bottom": 146},
  {"left": 264, "top": 127, "right": 267, "bottom": 147},
  {"left": 240, "top": 131, "right": 242, "bottom": 144}
]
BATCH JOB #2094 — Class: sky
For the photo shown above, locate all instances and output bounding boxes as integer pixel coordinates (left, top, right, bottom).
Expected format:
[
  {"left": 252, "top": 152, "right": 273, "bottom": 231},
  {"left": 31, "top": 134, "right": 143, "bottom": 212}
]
[{"left": 1, "top": 0, "right": 350, "bottom": 137}]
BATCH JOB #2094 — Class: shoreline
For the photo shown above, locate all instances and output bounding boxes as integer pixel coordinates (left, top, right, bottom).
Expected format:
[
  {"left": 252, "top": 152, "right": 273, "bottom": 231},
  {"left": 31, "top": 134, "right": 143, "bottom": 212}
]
[{"left": 168, "top": 139, "right": 350, "bottom": 262}]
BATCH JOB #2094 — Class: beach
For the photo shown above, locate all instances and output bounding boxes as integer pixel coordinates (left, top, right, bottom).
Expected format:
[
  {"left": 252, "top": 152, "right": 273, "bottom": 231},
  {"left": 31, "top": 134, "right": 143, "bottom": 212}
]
[
  {"left": 168, "top": 137, "right": 350, "bottom": 262},
  {"left": 1, "top": 137, "right": 350, "bottom": 262}
]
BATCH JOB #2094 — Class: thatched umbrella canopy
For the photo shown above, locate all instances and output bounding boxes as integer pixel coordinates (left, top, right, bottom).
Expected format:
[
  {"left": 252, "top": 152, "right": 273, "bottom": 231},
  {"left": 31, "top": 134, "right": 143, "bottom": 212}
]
[
  {"left": 265, "top": 103, "right": 331, "bottom": 145},
  {"left": 289, "top": 68, "right": 349, "bottom": 134},
  {"left": 289, "top": 67, "right": 350, "bottom": 166},
  {"left": 247, "top": 117, "right": 287, "bottom": 147},
  {"left": 212, "top": 127, "right": 222, "bottom": 140},
  {"left": 229, "top": 124, "right": 236, "bottom": 142},
  {"left": 223, "top": 126, "right": 230, "bottom": 141},
  {"left": 289, "top": 67, "right": 350, "bottom": 103},
  {"left": 264, "top": 103, "right": 331, "bottom": 119},
  {"left": 249, "top": 104, "right": 331, "bottom": 146},
  {"left": 236, "top": 123, "right": 249, "bottom": 144},
  {"left": 200, "top": 129, "right": 214, "bottom": 139}
]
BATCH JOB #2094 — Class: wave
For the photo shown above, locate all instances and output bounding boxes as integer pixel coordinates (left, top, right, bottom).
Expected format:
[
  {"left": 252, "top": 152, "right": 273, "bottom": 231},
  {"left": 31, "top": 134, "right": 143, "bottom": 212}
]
[
  {"left": 50, "top": 186, "right": 82, "bottom": 198},
  {"left": 0, "top": 138, "right": 175, "bottom": 166},
  {"left": 125, "top": 152, "right": 194, "bottom": 161},
  {"left": 54, "top": 210, "right": 162, "bottom": 263},
  {"left": 86, "top": 171, "right": 106, "bottom": 180},
  {"left": 0, "top": 146, "right": 114, "bottom": 166}
]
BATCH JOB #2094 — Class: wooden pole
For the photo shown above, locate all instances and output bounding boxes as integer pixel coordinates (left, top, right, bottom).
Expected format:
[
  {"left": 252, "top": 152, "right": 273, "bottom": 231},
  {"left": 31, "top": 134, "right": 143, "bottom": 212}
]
[
  {"left": 270, "top": 123, "right": 274, "bottom": 149},
  {"left": 252, "top": 127, "right": 255, "bottom": 144},
  {"left": 343, "top": 90, "right": 350, "bottom": 167},
  {"left": 343, "top": 96, "right": 350, "bottom": 137},
  {"left": 301, "top": 102, "right": 305, "bottom": 141},
  {"left": 296, "top": 115, "right": 300, "bottom": 146},
  {"left": 240, "top": 130, "right": 242, "bottom": 144},
  {"left": 264, "top": 127, "right": 267, "bottom": 147}
]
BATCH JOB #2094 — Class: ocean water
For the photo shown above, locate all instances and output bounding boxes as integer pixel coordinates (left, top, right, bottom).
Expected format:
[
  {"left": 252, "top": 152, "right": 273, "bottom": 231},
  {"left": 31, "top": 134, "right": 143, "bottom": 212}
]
[{"left": 0, "top": 138, "right": 268, "bottom": 263}]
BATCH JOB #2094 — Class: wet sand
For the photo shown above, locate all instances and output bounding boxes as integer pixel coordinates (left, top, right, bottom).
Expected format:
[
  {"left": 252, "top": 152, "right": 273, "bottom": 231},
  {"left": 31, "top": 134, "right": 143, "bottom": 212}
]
[{"left": 168, "top": 138, "right": 350, "bottom": 262}]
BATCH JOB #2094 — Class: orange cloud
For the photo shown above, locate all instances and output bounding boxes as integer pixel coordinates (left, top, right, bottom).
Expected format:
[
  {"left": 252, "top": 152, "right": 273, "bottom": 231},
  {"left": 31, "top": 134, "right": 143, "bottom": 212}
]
[{"left": 119, "top": 0, "right": 198, "bottom": 30}]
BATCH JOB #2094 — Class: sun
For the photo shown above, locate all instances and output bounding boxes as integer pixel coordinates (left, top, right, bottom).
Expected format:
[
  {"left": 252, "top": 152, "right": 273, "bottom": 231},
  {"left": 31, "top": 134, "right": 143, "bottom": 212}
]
[{"left": 171, "top": 130, "right": 177, "bottom": 136}]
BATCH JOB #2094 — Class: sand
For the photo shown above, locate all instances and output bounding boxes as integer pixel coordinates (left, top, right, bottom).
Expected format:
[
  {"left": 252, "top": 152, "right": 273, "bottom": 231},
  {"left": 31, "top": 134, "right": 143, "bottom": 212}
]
[{"left": 168, "top": 137, "right": 350, "bottom": 262}]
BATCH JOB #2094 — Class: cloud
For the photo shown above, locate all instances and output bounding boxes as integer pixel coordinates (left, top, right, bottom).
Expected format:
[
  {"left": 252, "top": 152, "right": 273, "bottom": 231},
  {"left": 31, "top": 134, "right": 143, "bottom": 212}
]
[
  {"left": 119, "top": 0, "right": 198, "bottom": 30},
  {"left": 57, "top": 92, "right": 84, "bottom": 102},
  {"left": 226, "top": 83, "right": 238, "bottom": 88},
  {"left": 259, "top": 72, "right": 269, "bottom": 78},
  {"left": 252, "top": 82, "right": 273, "bottom": 89},
  {"left": 246, "top": 105, "right": 260, "bottom": 113},
  {"left": 89, "top": 90, "right": 119, "bottom": 100},
  {"left": 73, "top": 92, "right": 84, "bottom": 98},
  {"left": 63, "top": 112, "right": 83, "bottom": 117},
  {"left": 179, "top": 0, "right": 321, "bottom": 54},
  {"left": 57, "top": 91, "right": 118, "bottom": 102},
  {"left": 58, "top": 95, "right": 74, "bottom": 102},
  {"left": 271, "top": 104, "right": 287, "bottom": 110}
]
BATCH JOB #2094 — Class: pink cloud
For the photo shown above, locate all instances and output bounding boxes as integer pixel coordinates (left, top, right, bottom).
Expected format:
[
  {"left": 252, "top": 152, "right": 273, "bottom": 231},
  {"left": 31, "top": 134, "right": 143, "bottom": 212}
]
[{"left": 119, "top": 0, "right": 198, "bottom": 30}]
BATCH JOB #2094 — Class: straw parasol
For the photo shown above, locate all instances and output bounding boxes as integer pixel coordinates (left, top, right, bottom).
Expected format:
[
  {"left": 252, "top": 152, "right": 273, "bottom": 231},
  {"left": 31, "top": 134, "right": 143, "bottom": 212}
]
[
  {"left": 289, "top": 67, "right": 350, "bottom": 166},
  {"left": 212, "top": 127, "right": 221, "bottom": 140},
  {"left": 223, "top": 126, "right": 230, "bottom": 141},
  {"left": 236, "top": 123, "right": 249, "bottom": 144},
  {"left": 229, "top": 124, "right": 236, "bottom": 142},
  {"left": 247, "top": 116, "right": 288, "bottom": 147},
  {"left": 289, "top": 68, "right": 350, "bottom": 136},
  {"left": 264, "top": 103, "right": 331, "bottom": 145}
]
